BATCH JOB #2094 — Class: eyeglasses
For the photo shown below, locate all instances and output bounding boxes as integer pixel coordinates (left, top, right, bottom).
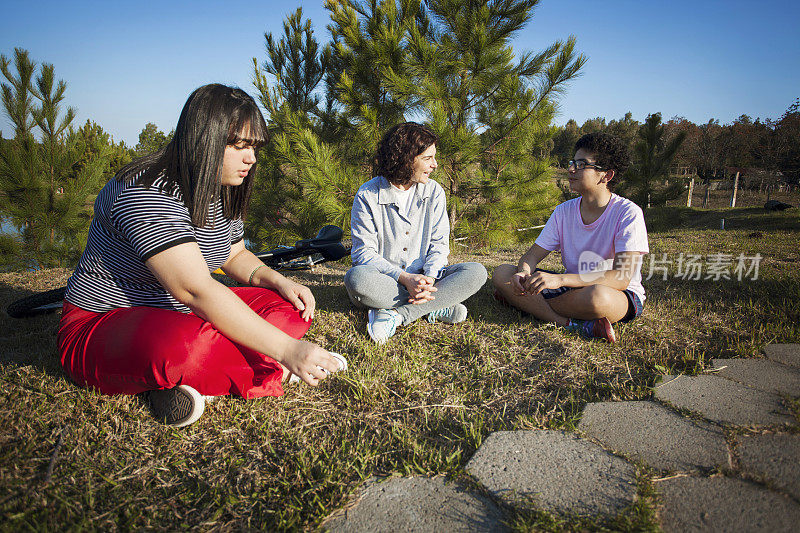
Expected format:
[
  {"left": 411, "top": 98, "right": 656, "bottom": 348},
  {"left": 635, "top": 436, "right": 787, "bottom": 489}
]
[{"left": 568, "top": 159, "right": 605, "bottom": 171}]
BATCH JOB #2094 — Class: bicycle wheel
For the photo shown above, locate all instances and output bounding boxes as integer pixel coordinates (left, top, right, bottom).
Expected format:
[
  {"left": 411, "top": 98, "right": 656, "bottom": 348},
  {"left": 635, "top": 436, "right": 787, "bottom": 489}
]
[{"left": 6, "top": 287, "right": 66, "bottom": 318}]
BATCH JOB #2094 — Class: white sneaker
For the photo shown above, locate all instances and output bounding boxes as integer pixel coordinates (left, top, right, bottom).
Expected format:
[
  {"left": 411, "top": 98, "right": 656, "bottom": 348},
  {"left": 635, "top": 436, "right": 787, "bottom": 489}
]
[
  {"left": 288, "top": 352, "right": 348, "bottom": 384},
  {"left": 148, "top": 384, "right": 205, "bottom": 427},
  {"left": 367, "top": 308, "right": 402, "bottom": 344},
  {"left": 427, "top": 303, "right": 468, "bottom": 324}
]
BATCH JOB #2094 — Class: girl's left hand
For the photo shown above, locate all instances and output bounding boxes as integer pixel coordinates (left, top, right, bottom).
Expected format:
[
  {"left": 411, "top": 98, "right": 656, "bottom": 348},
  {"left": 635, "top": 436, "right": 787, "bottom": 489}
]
[
  {"left": 275, "top": 278, "right": 316, "bottom": 321},
  {"left": 399, "top": 272, "right": 437, "bottom": 304}
]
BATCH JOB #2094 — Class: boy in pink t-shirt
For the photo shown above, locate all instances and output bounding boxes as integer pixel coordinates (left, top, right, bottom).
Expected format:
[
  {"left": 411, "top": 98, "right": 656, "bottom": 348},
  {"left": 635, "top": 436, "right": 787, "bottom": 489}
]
[{"left": 492, "top": 132, "right": 649, "bottom": 342}]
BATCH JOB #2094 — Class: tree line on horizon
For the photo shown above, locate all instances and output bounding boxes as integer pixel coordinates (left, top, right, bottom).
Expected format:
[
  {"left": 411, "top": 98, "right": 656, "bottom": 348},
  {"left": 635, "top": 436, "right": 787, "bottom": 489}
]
[
  {"left": 551, "top": 105, "right": 800, "bottom": 205},
  {"left": 2, "top": 0, "right": 798, "bottom": 270}
]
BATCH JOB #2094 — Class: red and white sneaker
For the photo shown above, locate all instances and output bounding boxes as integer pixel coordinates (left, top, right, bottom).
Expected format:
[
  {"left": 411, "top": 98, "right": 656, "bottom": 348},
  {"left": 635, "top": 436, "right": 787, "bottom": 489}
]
[{"left": 565, "top": 317, "right": 617, "bottom": 343}]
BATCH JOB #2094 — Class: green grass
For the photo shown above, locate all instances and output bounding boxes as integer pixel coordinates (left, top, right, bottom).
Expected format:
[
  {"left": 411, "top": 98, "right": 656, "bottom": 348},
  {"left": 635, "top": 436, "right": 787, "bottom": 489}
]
[{"left": 1, "top": 204, "right": 799, "bottom": 531}]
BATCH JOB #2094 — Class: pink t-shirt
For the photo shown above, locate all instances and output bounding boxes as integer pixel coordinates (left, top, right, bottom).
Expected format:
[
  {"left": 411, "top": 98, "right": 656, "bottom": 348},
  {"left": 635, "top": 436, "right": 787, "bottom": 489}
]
[{"left": 534, "top": 194, "right": 649, "bottom": 301}]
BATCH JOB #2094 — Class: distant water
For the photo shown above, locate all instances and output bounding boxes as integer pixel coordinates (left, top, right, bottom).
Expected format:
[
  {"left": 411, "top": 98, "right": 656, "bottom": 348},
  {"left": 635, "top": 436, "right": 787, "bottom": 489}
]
[
  {"left": 0, "top": 219, "right": 30, "bottom": 270},
  {"left": 0, "top": 219, "right": 17, "bottom": 236}
]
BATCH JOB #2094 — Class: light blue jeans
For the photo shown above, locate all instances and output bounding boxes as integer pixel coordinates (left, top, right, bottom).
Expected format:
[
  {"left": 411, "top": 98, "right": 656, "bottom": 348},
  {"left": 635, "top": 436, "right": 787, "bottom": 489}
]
[{"left": 344, "top": 262, "right": 488, "bottom": 325}]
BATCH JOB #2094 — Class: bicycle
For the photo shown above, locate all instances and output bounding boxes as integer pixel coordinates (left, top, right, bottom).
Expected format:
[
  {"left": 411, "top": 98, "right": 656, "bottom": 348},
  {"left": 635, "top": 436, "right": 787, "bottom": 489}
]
[{"left": 6, "top": 225, "right": 350, "bottom": 319}]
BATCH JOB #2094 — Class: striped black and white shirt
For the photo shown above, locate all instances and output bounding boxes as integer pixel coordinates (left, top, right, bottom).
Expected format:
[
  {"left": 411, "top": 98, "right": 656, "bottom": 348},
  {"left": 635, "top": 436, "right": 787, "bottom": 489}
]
[{"left": 65, "top": 175, "right": 243, "bottom": 313}]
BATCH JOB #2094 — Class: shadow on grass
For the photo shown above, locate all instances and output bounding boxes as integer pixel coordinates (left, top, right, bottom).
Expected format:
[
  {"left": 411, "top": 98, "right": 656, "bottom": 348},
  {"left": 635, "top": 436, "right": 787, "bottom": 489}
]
[{"left": 0, "top": 281, "right": 65, "bottom": 378}]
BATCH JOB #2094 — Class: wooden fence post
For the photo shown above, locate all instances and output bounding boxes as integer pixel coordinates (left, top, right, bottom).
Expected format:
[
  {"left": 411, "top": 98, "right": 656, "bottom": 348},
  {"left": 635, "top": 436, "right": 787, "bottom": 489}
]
[
  {"left": 729, "top": 171, "right": 739, "bottom": 207},
  {"left": 686, "top": 178, "right": 694, "bottom": 207}
]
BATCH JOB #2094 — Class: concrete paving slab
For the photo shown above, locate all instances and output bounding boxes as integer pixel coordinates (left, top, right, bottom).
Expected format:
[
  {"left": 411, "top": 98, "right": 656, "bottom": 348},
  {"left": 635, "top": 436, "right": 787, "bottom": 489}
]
[
  {"left": 712, "top": 358, "right": 800, "bottom": 396},
  {"left": 578, "top": 401, "right": 729, "bottom": 472},
  {"left": 737, "top": 433, "right": 800, "bottom": 501},
  {"left": 465, "top": 430, "right": 636, "bottom": 516},
  {"left": 322, "top": 476, "right": 509, "bottom": 533},
  {"left": 655, "top": 476, "right": 800, "bottom": 533},
  {"left": 764, "top": 344, "right": 800, "bottom": 369},
  {"left": 654, "top": 374, "right": 796, "bottom": 428}
]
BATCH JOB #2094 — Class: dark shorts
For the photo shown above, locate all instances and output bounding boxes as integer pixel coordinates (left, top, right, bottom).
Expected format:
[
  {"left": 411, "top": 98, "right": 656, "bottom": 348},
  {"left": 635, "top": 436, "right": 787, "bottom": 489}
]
[{"left": 537, "top": 270, "right": 644, "bottom": 323}]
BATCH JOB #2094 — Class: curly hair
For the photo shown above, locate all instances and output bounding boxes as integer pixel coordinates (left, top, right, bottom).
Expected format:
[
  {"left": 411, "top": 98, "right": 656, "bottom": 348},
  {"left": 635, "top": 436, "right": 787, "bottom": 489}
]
[
  {"left": 574, "top": 132, "right": 631, "bottom": 181},
  {"left": 374, "top": 122, "right": 438, "bottom": 186}
]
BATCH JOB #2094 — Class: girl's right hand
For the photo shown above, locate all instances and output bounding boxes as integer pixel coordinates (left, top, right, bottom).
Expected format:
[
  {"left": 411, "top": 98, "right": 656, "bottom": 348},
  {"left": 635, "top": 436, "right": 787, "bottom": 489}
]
[{"left": 281, "top": 340, "right": 340, "bottom": 386}]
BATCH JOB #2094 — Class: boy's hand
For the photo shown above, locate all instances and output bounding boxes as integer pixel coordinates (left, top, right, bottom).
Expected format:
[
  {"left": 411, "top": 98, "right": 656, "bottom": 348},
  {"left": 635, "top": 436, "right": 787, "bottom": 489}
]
[
  {"left": 524, "top": 270, "right": 563, "bottom": 295},
  {"left": 399, "top": 272, "right": 437, "bottom": 304},
  {"left": 511, "top": 271, "right": 530, "bottom": 294}
]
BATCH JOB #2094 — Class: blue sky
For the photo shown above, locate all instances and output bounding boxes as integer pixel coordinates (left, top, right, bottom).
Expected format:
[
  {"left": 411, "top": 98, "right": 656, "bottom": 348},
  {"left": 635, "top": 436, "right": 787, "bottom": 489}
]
[{"left": 1, "top": 0, "right": 798, "bottom": 146}]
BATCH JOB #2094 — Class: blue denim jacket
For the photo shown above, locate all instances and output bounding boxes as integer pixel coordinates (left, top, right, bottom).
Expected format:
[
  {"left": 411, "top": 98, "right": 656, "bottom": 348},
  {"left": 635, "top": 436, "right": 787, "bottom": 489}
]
[{"left": 350, "top": 176, "right": 450, "bottom": 280}]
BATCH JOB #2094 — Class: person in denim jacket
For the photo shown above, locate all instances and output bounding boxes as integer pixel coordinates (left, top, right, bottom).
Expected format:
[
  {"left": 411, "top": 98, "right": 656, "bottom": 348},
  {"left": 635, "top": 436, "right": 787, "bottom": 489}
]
[{"left": 345, "top": 122, "right": 487, "bottom": 344}]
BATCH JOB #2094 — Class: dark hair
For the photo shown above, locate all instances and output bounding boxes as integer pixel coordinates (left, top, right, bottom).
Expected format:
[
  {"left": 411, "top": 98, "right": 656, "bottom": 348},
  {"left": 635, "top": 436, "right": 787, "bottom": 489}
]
[
  {"left": 118, "top": 84, "right": 269, "bottom": 226},
  {"left": 574, "top": 132, "right": 630, "bottom": 182},
  {"left": 374, "top": 122, "right": 438, "bottom": 186}
]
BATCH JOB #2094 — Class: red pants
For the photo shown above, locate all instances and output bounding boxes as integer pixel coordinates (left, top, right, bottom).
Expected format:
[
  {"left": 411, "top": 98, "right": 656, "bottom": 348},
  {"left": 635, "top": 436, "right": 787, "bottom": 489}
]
[{"left": 57, "top": 287, "right": 311, "bottom": 398}]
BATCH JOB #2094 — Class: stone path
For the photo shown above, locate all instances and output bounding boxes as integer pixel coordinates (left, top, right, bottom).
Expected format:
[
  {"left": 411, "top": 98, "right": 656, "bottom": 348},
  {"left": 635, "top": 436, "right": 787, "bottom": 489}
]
[
  {"left": 324, "top": 344, "right": 800, "bottom": 532},
  {"left": 322, "top": 476, "right": 510, "bottom": 533}
]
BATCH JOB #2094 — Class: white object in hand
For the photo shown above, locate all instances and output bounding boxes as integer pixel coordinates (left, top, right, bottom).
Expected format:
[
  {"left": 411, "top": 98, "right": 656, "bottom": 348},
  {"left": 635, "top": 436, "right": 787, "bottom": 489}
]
[{"left": 288, "top": 352, "right": 348, "bottom": 383}]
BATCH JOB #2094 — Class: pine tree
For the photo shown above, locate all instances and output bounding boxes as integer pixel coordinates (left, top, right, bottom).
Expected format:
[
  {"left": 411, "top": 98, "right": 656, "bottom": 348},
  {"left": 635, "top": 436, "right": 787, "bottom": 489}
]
[
  {"left": 251, "top": 0, "right": 584, "bottom": 245},
  {"left": 579, "top": 117, "right": 607, "bottom": 134},
  {"left": 386, "top": 0, "right": 585, "bottom": 242},
  {"left": 551, "top": 119, "right": 580, "bottom": 168},
  {"left": 620, "top": 113, "right": 686, "bottom": 208},
  {"left": 0, "top": 48, "right": 111, "bottom": 266},
  {"left": 134, "top": 122, "right": 172, "bottom": 158},
  {"left": 692, "top": 119, "right": 728, "bottom": 181},
  {"left": 258, "top": 8, "right": 328, "bottom": 119},
  {"left": 250, "top": 6, "right": 362, "bottom": 245},
  {"left": 775, "top": 98, "right": 800, "bottom": 184},
  {"left": 605, "top": 112, "right": 639, "bottom": 151}
]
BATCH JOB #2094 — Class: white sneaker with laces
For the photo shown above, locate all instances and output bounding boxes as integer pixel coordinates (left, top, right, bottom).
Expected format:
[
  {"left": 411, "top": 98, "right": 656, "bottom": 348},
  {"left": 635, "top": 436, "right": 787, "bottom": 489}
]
[
  {"left": 427, "top": 303, "right": 468, "bottom": 324},
  {"left": 367, "top": 308, "right": 402, "bottom": 344}
]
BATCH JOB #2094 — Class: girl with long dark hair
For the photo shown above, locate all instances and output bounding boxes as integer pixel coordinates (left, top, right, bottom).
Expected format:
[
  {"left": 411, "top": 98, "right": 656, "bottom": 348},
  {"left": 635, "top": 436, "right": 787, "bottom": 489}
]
[{"left": 58, "top": 84, "right": 345, "bottom": 426}]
